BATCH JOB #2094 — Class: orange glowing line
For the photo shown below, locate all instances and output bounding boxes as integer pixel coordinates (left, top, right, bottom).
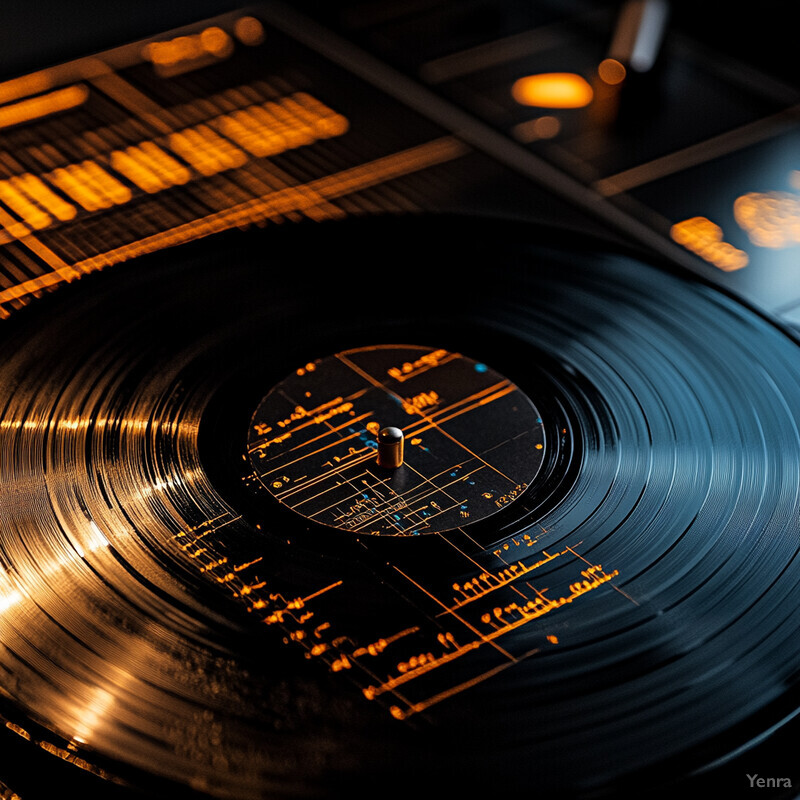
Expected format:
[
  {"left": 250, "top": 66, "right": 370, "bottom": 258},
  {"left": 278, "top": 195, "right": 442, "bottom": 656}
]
[
  {"left": 476, "top": 570, "right": 617, "bottom": 637},
  {"left": 387, "top": 352, "right": 460, "bottom": 383},
  {"left": 0, "top": 181, "right": 51, "bottom": 230},
  {"left": 0, "top": 85, "right": 88, "bottom": 130},
  {"left": 350, "top": 460, "right": 486, "bottom": 521},
  {"left": 390, "top": 460, "right": 461, "bottom": 510},
  {"left": 253, "top": 391, "right": 369, "bottom": 447},
  {"left": 313, "top": 137, "right": 467, "bottom": 196},
  {"left": 0, "top": 205, "right": 78, "bottom": 283},
  {"left": 352, "top": 626, "right": 420, "bottom": 659},
  {"left": 273, "top": 449, "right": 376, "bottom": 503},
  {"left": 47, "top": 166, "right": 103, "bottom": 212},
  {"left": 86, "top": 68, "right": 175, "bottom": 134},
  {"left": 437, "top": 533, "right": 496, "bottom": 572},
  {"left": 0, "top": 138, "right": 466, "bottom": 313},
  {"left": 136, "top": 142, "right": 191, "bottom": 185},
  {"left": 393, "top": 566, "right": 516, "bottom": 661},
  {"left": 0, "top": 71, "right": 53, "bottom": 104},
  {"left": 303, "top": 471, "right": 397, "bottom": 520},
  {"left": 564, "top": 545, "right": 639, "bottom": 605},
  {"left": 372, "top": 639, "right": 482, "bottom": 699},
  {"left": 80, "top": 160, "right": 132, "bottom": 206},
  {"left": 169, "top": 125, "right": 247, "bottom": 176},
  {"left": 477, "top": 383, "right": 517, "bottom": 407},
  {"left": 301, "top": 580, "right": 343, "bottom": 603},
  {"left": 445, "top": 548, "right": 571, "bottom": 612},
  {"left": 336, "top": 354, "right": 518, "bottom": 486},
  {"left": 11, "top": 174, "right": 76, "bottom": 222},
  {"left": 388, "top": 647, "right": 539, "bottom": 719},
  {"left": 400, "top": 382, "right": 513, "bottom": 436},
  {"left": 251, "top": 410, "right": 373, "bottom": 459},
  {"left": 285, "top": 454, "right": 378, "bottom": 509},
  {"left": 266, "top": 447, "right": 376, "bottom": 503},
  {"left": 375, "top": 379, "right": 510, "bottom": 442},
  {"left": 344, "top": 466, "right": 478, "bottom": 533},
  {"left": 233, "top": 557, "right": 262, "bottom": 573},
  {"left": 109, "top": 150, "right": 162, "bottom": 194},
  {"left": 436, "top": 531, "right": 530, "bottom": 604},
  {"left": 298, "top": 456, "right": 484, "bottom": 532},
  {"left": 0, "top": 263, "right": 66, "bottom": 304}
]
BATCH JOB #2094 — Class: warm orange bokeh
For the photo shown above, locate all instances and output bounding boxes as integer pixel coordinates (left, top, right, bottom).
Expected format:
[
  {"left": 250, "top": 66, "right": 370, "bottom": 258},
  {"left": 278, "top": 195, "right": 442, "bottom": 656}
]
[{"left": 512, "top": 72, "right": 594, "bottom": 108}]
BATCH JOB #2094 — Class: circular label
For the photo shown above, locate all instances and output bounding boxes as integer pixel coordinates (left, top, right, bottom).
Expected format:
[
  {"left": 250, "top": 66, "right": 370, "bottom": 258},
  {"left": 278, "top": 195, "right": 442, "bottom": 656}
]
[{"left": 247, "top": 346, "right": 544, "bottom": 536}]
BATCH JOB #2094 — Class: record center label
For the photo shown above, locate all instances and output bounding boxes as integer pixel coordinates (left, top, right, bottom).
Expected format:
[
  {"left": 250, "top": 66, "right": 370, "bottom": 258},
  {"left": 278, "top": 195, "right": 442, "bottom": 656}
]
[{"left": 247, "top": 345, "right": 544, "bottom": 535}]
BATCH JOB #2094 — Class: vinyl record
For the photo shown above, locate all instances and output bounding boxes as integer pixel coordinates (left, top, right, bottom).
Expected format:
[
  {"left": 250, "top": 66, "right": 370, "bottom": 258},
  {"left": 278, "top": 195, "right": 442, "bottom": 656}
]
[{"left": 1, "top": 214, "right": 799, "bottom": 799}]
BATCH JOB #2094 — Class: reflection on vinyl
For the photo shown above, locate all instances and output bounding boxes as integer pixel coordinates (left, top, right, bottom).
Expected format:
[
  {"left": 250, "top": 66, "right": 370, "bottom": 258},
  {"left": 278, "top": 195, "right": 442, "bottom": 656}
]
[{"left": 1, "top": 215, "right": 799, "bottom": 799}]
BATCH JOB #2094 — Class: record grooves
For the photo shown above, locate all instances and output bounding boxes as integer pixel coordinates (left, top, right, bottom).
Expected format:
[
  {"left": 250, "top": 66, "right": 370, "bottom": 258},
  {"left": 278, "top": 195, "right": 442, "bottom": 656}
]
[{"left": 1, "top": 214, "right": 800, "bottom": 799}]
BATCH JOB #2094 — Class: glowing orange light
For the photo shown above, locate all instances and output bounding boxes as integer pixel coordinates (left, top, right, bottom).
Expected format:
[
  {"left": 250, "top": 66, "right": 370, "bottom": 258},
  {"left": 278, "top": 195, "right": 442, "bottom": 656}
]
[
  {"left": 0, "top": 132, "right": 459, "bottom": 316},
  {"left": 0, "top": 85, "right": 88, "bottom": 130},
  {"left": 199, "top": 26, "right": 233, "bottom": 58},
  {"left": 0, "top": 181, "right": 51, "bottom": 229},
  {"left": 12, "top": 174, "right": 76, "bottom": 222},
  {"left": 0, "top": 71, "right": 52, "bottom": 105},
  {"left": 146, "top": 37, "right": 197, "bottom": 67},
  {"left": 168, "top": 125, "right": 247, "bottom": 176},
  {"left": 512, "top": 115, "right": 561, "bottom": 143},
  {"left": 512, "top": 73, "right": 593, "bottom": 109},
  {"left": 734, "top": 191, "right": 800, "bottom": 248},
  {"left": 234, "top": 16, "right": 265, "bottom": 46},
  {"left": 532, "top": 115, "right": 560, "bottom": 138},
  {"left": 144, "top": 27, "right": 233, "bottom": 76},
  {"left": 598, "top": 58, "right": 627, "bottom": 85},
  {"left": 671, "top": 217, "right": 749, "bottom": 271}
]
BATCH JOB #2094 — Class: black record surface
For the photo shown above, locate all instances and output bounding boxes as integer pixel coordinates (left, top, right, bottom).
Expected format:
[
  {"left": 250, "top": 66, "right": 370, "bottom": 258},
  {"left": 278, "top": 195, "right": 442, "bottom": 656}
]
[{"left": 0, "top": 214, "right": 799, "bottom": 799}]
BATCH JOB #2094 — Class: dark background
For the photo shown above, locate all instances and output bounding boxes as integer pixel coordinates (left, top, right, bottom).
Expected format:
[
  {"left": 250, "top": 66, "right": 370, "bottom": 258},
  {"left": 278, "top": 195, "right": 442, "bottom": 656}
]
[{"left": 0, "top": 1, "right": 795, "bottom": 90}]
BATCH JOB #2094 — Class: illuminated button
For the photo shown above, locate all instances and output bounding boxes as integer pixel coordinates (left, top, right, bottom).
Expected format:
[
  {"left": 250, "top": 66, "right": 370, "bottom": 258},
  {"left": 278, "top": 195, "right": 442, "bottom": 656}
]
[
  {"left": 598, "top": 58, "right": 627, "bottom": 85},
  {"left": 377, "top": 427, "right": 404, "bottom": 469},
  {"left": 234, "top": 16, "right": 265, "bottom": 46},
  {"left": 511, "top": 73, "right": 593, "bottom": 109}
]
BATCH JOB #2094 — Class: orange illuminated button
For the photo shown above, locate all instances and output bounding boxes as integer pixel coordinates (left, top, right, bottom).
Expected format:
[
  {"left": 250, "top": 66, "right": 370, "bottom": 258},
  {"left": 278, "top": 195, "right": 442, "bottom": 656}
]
[
  {"left": 598, "top": 58, "right": 627, "bottom": 85},
  {"left": 512, "top": 73, "right": 594, "bottom": 109}
]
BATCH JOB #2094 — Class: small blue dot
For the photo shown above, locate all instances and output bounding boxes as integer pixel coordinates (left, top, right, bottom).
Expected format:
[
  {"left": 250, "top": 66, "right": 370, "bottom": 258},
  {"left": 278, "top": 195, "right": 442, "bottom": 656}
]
[{"left": 475, "top": 363, "right": 488, "bottom": 373}]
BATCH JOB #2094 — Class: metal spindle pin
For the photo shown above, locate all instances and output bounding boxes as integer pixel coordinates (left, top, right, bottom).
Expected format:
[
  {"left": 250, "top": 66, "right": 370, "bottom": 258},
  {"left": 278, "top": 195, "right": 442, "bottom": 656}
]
[{"left": 377, "top": 426, "right": 404, "bottom": 469}]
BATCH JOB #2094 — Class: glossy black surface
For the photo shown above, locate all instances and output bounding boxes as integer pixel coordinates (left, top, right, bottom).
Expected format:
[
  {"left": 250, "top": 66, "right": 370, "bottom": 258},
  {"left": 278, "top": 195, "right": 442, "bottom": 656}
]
[{"left": 0, "top": 217, "right": 798, "bottom": 797}]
